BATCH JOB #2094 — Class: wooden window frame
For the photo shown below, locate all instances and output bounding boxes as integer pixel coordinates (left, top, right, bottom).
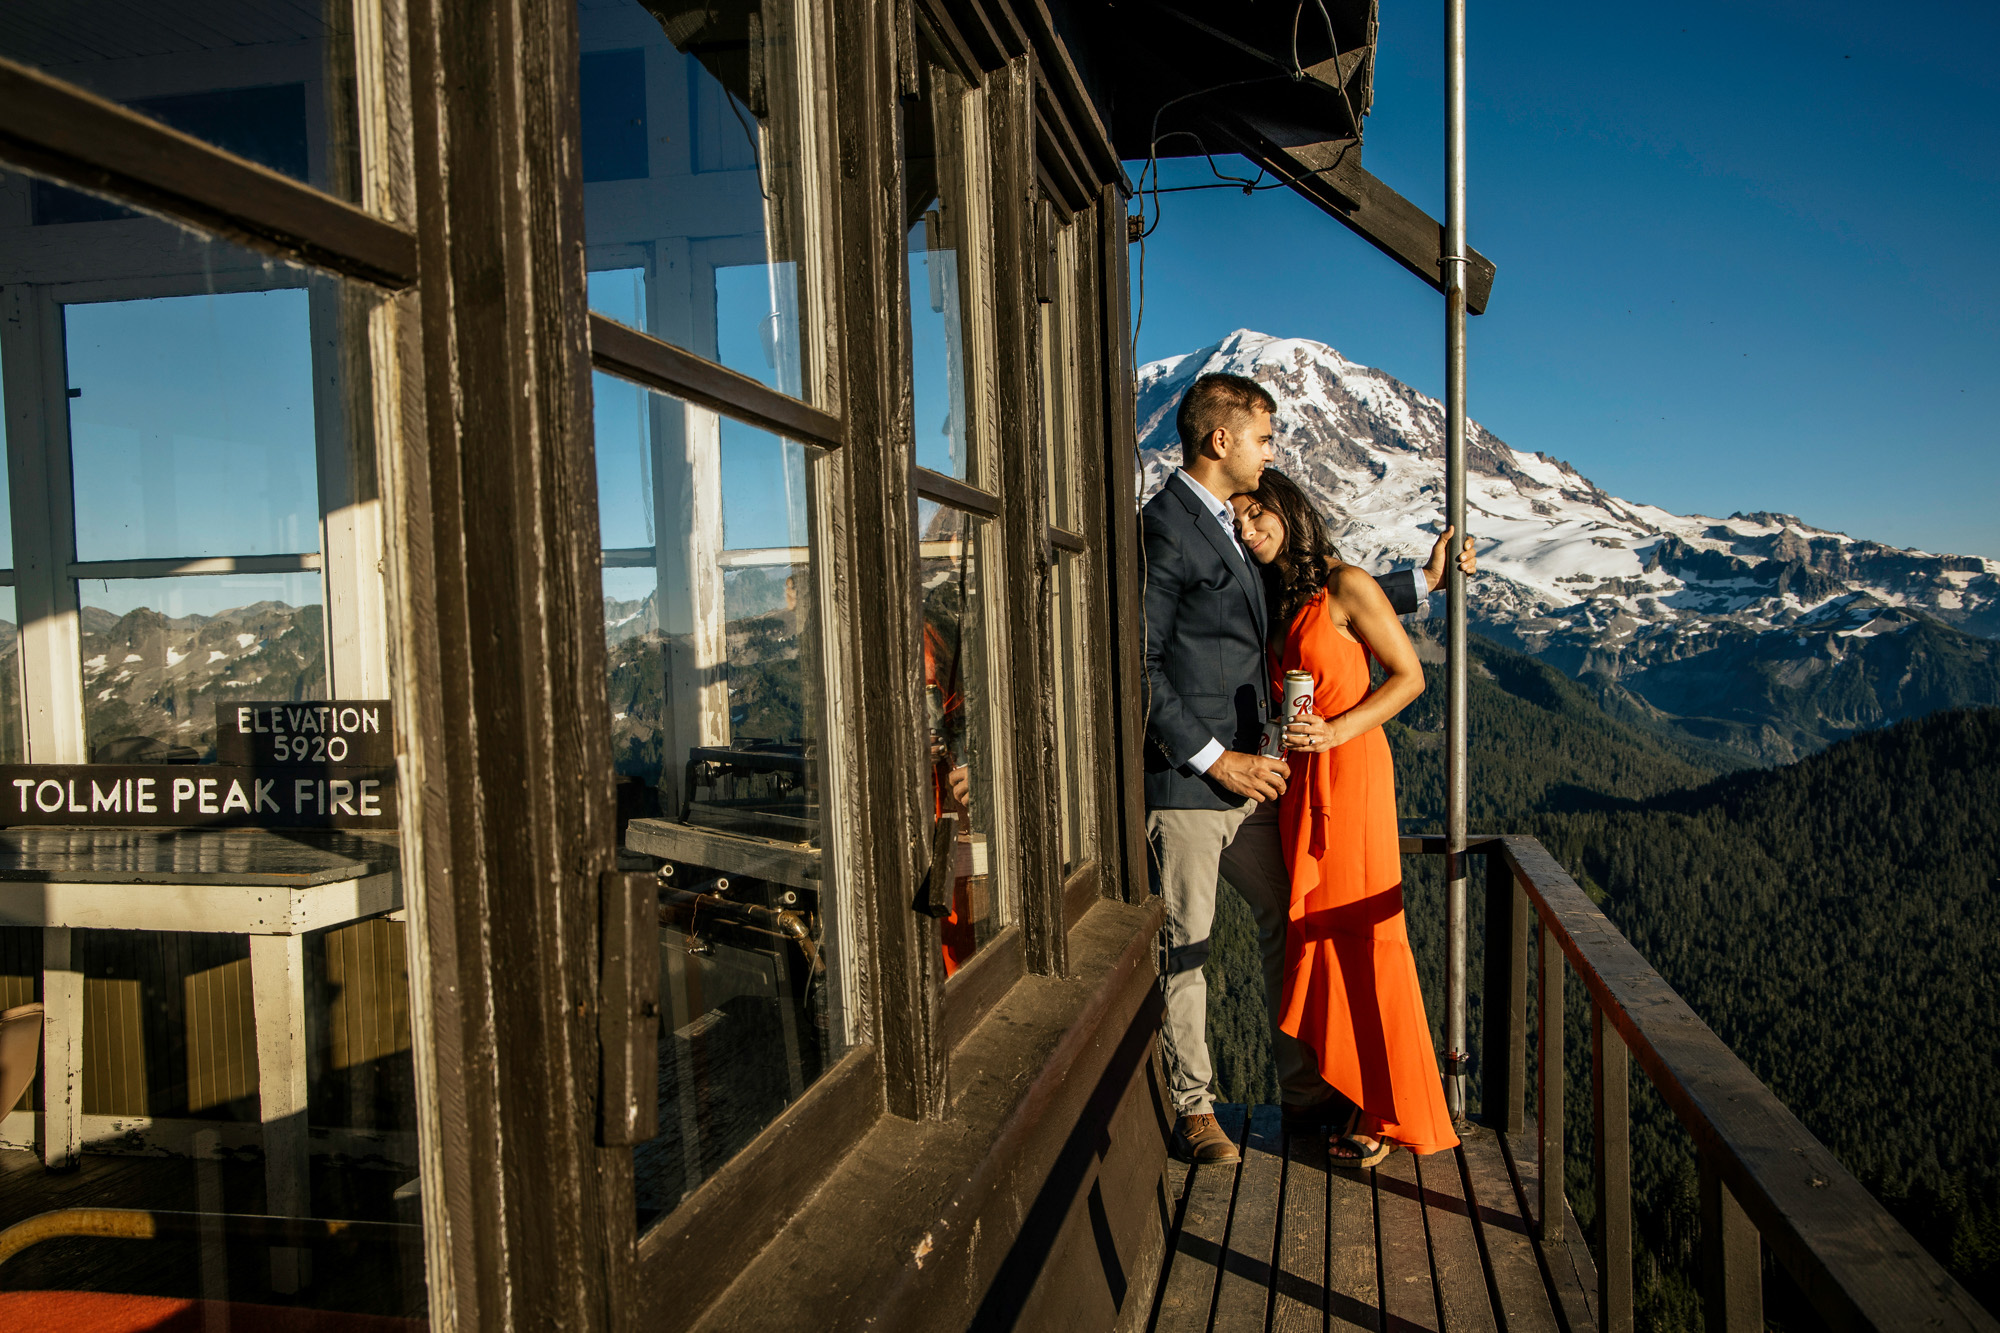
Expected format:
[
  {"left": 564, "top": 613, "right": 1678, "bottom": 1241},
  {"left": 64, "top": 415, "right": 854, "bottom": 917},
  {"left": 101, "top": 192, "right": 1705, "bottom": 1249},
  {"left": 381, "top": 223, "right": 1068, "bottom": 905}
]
[
  {"left": 566, "top": 0, "right": 894, "bottom": 1286},
  {"left": 0, "top": 4, "right": 1154, "bottom": 1327},
  {"left": 0, "top": 59, "right": 416, "bottom": 291},
  {"left": 901, "top": 37, "right": 1033, "bottom": 1017},
  {"left": 1037, "top": 208, "right": 1101, "bottom": 879}
]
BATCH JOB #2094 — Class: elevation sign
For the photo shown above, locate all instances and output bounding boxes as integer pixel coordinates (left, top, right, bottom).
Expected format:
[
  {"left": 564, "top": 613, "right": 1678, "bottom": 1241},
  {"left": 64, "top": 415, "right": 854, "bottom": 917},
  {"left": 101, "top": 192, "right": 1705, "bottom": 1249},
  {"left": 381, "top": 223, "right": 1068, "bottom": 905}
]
[{"left": 215, "top": 699, "right": 395, "bottom": 767}]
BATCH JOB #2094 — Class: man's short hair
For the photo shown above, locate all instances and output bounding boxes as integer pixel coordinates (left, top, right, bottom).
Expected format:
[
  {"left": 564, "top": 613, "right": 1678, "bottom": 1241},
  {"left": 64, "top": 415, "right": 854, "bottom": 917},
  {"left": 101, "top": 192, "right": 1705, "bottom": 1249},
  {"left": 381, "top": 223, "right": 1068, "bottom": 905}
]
[{"left": 1176, "top": 373, "right": 1277, "bottom": 452}]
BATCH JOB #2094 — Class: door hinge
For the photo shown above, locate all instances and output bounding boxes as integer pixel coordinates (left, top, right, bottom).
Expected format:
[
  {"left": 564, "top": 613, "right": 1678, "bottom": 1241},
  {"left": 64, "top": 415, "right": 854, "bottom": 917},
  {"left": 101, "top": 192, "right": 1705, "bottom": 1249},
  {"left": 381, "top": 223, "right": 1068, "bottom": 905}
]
[{"left": 915, "top": 812, "right": 958, "bottom": 919}]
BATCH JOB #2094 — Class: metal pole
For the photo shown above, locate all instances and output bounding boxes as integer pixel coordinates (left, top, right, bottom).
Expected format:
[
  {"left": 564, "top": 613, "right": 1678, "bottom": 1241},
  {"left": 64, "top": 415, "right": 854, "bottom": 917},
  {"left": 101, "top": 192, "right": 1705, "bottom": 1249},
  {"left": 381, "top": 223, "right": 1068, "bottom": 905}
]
[{"left": 1442, "top": 0, "right": 1471, "bottom": 1123}]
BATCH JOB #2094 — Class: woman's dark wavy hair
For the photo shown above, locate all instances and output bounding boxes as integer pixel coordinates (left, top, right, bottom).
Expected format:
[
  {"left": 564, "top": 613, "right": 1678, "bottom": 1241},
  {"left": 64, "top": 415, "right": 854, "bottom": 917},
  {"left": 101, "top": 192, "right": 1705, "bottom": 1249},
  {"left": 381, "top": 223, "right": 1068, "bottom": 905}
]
[{"left": 1247, "top": 468, "right": 1346, "bottom": 634}]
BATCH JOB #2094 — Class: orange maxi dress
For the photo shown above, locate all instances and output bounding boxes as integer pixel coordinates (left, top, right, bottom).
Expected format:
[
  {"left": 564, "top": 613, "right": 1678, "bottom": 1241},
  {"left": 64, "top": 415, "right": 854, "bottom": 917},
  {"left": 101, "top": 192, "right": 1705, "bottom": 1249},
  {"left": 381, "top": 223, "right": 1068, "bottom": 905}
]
[{"left": 1272, "top": 590, "right": 1458, "bottom": 1155}]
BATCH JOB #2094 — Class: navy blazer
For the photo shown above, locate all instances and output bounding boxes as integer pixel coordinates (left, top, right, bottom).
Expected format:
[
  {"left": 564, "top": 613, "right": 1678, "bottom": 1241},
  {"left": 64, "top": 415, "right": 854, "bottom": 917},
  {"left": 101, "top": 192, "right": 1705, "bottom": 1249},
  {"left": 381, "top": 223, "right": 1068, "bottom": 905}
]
[{"left": 1142, "top": 474, "right": 1422, "bottom": 811}]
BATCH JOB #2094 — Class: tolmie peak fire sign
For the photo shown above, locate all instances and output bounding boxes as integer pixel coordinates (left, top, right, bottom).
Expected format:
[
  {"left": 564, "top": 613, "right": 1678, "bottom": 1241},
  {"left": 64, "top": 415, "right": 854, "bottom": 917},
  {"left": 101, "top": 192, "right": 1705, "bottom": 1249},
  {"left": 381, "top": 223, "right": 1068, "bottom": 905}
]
[{"left": 0, "top": 700, "right": 399, "bottom": 829}]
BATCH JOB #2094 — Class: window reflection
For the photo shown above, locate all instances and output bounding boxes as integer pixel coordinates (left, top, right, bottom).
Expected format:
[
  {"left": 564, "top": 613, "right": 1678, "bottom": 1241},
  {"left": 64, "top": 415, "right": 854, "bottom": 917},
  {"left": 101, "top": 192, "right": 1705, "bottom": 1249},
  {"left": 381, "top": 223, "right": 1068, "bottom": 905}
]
[
  {"left": 66, "top": 289, "right": 321, "bottom": 563},
  {"left": 0, "top": 207, "right": 420, "bottom": 1314},
  {"left": 906, "top": 59, "right": 977, "bottom": 483},
  {"left": 919, "top": 501, "right": 1002, "bottom": 973},
  {"left": 0, "top": 589, "right": 21, "bottom": 764},
  {"left": 78, "top": 574, "right": 327, "bottom": 762},
  {"left": 577, "top": 0, "right": 815, "bottom": 400},
  {"left": 598, "top": 380, "right": 848, "bottom": 1226},
  {"left": 1039, "top": 222, "right": 1079, "bottom": 532},
  {"left": 0, "top": 0, "right": 367, "bottom": 208},
  {"left": 1051, "top": 552, "right": 1094, "bottom": 872}
]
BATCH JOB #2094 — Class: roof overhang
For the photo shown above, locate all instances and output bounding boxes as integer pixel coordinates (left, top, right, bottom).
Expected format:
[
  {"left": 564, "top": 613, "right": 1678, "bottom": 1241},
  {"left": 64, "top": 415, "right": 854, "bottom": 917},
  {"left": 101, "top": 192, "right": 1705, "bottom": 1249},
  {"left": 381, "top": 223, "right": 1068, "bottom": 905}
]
[{"left": 1094, "top": 0, "right": 1496, "bottom": 312}]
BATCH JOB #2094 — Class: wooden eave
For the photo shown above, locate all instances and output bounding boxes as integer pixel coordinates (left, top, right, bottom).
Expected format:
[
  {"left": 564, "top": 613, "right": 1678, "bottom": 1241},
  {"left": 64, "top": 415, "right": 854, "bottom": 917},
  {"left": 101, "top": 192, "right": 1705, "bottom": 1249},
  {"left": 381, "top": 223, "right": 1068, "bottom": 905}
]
[
  {"left": 1073, "top": 0, "right": 1499, "bottom": 310},
  {"left": 922, "top": 0, "right": 1130, "bottom": 194},
  {"left": 1207, "top": 114, "right": 1497, "bottom": 314}
]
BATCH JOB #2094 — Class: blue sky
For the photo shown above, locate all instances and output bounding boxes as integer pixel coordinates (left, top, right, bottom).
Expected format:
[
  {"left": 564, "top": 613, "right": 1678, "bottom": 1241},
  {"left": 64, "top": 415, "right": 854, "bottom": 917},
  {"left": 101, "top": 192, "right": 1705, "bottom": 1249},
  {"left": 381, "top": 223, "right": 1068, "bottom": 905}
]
[
  {"left": 58, "top": 288, "right": 323, "bottom": 618},
  {"left": 1129, "top": 0, "right": 1999, "bottom": 559}
]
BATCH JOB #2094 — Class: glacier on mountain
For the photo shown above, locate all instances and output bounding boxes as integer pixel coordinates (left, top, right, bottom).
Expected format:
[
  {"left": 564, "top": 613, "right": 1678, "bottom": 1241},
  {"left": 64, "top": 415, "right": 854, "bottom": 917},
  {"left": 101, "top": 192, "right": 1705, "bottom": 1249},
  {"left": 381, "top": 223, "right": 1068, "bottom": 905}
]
[{"left": 1136, "top": 330, "right": 2000, "bottom": 681}]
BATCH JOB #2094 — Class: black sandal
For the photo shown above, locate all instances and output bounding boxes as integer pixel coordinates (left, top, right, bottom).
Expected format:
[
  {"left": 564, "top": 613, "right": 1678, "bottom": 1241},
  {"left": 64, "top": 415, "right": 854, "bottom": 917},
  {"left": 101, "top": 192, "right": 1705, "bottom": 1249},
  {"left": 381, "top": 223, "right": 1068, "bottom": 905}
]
[{"left": 1329, "top": 1112, "right": 1394, "bottom": 1168}]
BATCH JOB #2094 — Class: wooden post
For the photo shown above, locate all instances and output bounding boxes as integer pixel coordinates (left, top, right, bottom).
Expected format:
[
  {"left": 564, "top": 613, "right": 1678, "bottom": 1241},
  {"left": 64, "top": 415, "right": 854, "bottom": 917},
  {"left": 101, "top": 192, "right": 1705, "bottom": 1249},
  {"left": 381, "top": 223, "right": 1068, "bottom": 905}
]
[
  {"left": 1, "top": 286, "right": 88, "bottom": 767},
  {"left": 394, "top": 0, "right": 625, "bottom": 1318},
  {"left": 1537, "top": 918, "right": 1563, "bottom": 1242},
  {"left": 1088, "top": 181, "right": 1147, "bottom": 906},
  {"left": 39, "top": 925, "right": 80, "bottom": 1170},
  {"left": 250, "top": 932, "right": 311, "bottom": 1292},
  {"left": 1593, "top": 1005, "right": 1633, "bottom": 1333},
  {"left": 1701, "top": 1149, "right": 1763, "bottom": 1333},
  {"left": 987, "top": 53, "right": 1064, "bottom": 980},
  {"left": 828, "top": 0, "right": 945, "bottom": 1122},
  {"left": 311, "top": 276, "right": 393, "bottom": 699},
  {"left": 651, "top": 398, "right": 729, "bottom": 819},
  {"left": 1481, "top": 852, "right": 1527, "bottom": 1134}
]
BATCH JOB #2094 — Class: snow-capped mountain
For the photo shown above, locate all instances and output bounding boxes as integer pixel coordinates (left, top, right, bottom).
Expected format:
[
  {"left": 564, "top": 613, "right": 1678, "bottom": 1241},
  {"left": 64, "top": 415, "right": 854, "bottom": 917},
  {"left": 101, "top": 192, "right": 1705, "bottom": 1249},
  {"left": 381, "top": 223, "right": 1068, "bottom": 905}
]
[{"left": 1138, "top": 331, "right": 2000, "bottom": 760}]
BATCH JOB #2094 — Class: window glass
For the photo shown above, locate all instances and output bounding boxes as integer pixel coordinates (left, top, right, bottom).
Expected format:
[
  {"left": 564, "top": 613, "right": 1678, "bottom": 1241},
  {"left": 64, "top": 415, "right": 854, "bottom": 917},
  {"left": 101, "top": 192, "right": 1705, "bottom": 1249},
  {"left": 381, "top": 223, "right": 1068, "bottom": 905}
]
[
  {"left": 577, "top": 0, "right": 818, "bottom": 401},
  {"left": 60, "top": 282, "right": 331, "bottom": 763},
  {"left": 0, "top": 205, "right": 423, "bottom": 1318},
  {"left": 0, "top": 333, "right": 13, "bottom": 565},
  {"left": 78, "top": 573, "right": 327, "bottom": 762},
  {"left": 0, "top": 331, "right": 16, "bottom": 755},
  {"left": 67, "top": 290, "right": 321, "bottom": 563},
  {"left": 919, "top": 500, "right": 1005, "bottom": 973},
  {"left": 0, "top": 0, "right": 369, "bottom": 208},
  {"left": 600, "top": 380, "right": 851, "bottom": 1228},
  {"left": 0, "top": 589, "right": 21, "bottom": 763},
  {"left": 905, "top": 59, "right": 979, "bottom": 483},
  {"left": 1050, "top": 551, "right": 1094, "bottom": 872},
  {"left": 1040, "top": 223, "right": 1079, "bottom": 533}
]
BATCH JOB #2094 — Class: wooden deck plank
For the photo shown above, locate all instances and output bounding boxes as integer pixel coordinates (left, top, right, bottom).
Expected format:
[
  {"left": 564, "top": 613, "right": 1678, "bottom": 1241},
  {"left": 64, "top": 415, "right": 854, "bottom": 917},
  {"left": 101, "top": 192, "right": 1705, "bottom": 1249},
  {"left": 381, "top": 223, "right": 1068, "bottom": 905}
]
[
  {"left": 1505, "top": 1126, "right": 1599, "bottom": 1333},
  {"left": 1270, "top": 1126, "right": 1328, "bottom": 1333},
  {"left": 1212, "top": 1105, "right": 1284, "bottom": 1330},
  {"left": 1326, "top": 1134, "right": 1381, "bottom": 1333},
  {"left": 1419, "top": 1146, "right": 1500, "bottom": 1333},
  {"left": 1458, "top": 1128, "right": 1561, "bottom": 1333},
  {"left": 1154, "top": 1104, "right": 1248, "bottom": 1332},
  {"left": 1377, "top": 1150, "right": 1441, "bottom": 1333},
  {"left": 1146, "top": 1108, "right": 1601, "bottom": 1333},
  {"left": 1166, "top": 1150, "right": 1194, "bottom": 1234}
]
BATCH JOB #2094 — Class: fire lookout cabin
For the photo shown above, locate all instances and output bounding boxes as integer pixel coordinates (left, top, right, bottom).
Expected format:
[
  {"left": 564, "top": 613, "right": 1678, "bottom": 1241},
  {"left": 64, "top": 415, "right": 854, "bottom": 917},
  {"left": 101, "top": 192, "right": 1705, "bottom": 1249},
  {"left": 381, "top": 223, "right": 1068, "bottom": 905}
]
[{"left": 0, "top": 1, "right": 1987, "bottom": 1331}]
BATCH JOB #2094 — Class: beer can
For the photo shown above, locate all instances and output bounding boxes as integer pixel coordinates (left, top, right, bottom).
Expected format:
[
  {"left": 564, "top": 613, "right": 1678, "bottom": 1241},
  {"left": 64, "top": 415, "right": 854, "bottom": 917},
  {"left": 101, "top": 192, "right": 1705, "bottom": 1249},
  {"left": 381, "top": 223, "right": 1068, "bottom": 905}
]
[{"left": 1283, "top": 670, "right": 1316, "bottom": 723}]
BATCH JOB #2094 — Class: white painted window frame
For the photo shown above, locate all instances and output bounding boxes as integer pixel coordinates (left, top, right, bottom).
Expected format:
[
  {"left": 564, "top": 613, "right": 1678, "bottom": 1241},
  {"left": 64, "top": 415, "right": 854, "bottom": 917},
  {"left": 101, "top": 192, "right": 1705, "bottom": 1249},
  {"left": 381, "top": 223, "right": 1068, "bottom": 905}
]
[{"left": 0, "top": 263, "right": 390, "bottom": 764}]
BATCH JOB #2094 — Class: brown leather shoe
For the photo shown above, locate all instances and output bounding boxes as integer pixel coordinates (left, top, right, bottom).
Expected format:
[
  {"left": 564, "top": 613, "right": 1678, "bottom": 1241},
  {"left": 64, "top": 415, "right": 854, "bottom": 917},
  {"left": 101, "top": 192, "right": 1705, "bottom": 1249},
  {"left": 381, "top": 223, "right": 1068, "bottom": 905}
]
[{"left": 1172, "top": 1113, "right": 1240, "bottom": 1165}]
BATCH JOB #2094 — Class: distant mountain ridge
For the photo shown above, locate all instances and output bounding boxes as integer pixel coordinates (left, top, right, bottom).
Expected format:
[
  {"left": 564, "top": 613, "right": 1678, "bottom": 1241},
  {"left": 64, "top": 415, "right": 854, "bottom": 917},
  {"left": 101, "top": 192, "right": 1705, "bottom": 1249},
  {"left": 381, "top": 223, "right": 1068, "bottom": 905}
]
[
  {"left": 76, "top": 600, "right": 327, "bottom": 758},
  {"left": 1139, "top": 331, "right": 2000, "bottom": 761}
]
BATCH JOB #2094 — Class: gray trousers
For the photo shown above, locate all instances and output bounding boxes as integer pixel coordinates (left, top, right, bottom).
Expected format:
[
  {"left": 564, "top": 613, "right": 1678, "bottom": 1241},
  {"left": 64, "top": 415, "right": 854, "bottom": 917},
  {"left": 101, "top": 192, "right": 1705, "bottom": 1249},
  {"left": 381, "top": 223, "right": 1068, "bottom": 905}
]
[{"left": 1148, "top": 800, "right": 1332, "bottom": 1116}]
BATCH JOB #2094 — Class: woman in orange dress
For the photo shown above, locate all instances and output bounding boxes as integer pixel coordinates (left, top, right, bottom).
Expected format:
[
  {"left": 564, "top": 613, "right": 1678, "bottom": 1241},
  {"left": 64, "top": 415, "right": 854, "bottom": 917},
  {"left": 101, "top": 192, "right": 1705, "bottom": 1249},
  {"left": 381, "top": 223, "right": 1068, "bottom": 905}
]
[{"left": 1231, "top": 469, "right": 1458, "bottom": 1165}]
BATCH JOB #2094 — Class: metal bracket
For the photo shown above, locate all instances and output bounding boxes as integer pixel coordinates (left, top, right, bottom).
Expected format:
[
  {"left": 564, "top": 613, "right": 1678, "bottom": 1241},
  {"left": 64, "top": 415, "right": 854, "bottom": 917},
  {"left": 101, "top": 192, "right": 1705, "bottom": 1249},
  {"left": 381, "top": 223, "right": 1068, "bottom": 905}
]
[
  {"left": 598, "top": 870, "right": 660, "bottom": 1146},
  {"left": 915, "top": 813, "right": 958, "bottom": 919},
  {"left": 1442, "top": 1050, "right": 1473, "bottom": 1076}
]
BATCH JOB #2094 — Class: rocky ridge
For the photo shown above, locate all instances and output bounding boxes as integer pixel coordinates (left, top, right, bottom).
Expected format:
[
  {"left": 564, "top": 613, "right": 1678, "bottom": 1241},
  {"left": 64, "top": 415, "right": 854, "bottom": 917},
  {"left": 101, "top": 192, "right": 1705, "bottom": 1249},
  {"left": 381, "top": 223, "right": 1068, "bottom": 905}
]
[{"left": 1139, "top": 330, "right": 2000, "bottom": 761}]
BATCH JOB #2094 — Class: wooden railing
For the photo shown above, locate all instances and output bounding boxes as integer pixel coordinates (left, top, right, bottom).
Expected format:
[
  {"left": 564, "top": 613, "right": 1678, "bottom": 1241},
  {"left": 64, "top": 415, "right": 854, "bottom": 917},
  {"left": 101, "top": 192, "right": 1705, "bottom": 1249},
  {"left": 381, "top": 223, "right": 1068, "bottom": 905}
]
[{"left": 1397, "top": 833, "right": 1996, "bottom": 1333}]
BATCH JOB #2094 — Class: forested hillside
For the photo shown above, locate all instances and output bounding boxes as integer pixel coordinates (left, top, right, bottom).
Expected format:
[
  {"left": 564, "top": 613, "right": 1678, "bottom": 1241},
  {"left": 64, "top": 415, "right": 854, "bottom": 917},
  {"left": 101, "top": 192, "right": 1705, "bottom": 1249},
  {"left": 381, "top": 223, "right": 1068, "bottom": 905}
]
[{"left": 1205, "top": 632, "right": 2000, "bottom": 1326}]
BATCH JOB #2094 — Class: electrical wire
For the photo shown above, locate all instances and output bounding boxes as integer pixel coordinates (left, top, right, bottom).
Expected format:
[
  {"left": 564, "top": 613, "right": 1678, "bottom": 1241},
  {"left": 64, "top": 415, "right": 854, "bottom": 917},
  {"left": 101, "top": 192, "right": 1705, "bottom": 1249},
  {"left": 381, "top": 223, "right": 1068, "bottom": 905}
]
[
  {"left": 1129, "top": 13, "right": 1376, "bottom": 770},
  {"left": 1288, "top": 0, "right": 1368, "bottom": 139}
]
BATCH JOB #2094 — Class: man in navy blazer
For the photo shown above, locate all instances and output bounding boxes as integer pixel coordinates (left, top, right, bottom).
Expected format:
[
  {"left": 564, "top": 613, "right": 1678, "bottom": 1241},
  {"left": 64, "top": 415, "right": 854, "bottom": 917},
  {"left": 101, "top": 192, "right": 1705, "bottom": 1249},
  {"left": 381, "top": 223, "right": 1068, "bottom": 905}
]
[{"left": 1145, "top": 372, "right": 1462, "bottom": 1164}]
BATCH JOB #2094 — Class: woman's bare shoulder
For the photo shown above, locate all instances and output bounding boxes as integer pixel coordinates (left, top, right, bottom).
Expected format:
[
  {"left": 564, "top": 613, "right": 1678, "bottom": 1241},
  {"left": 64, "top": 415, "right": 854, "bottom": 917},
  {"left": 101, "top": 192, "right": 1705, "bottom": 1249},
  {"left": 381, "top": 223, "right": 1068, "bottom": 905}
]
[{"left": 1327, "top": 561, "right": 1395, "bottom": 614}]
